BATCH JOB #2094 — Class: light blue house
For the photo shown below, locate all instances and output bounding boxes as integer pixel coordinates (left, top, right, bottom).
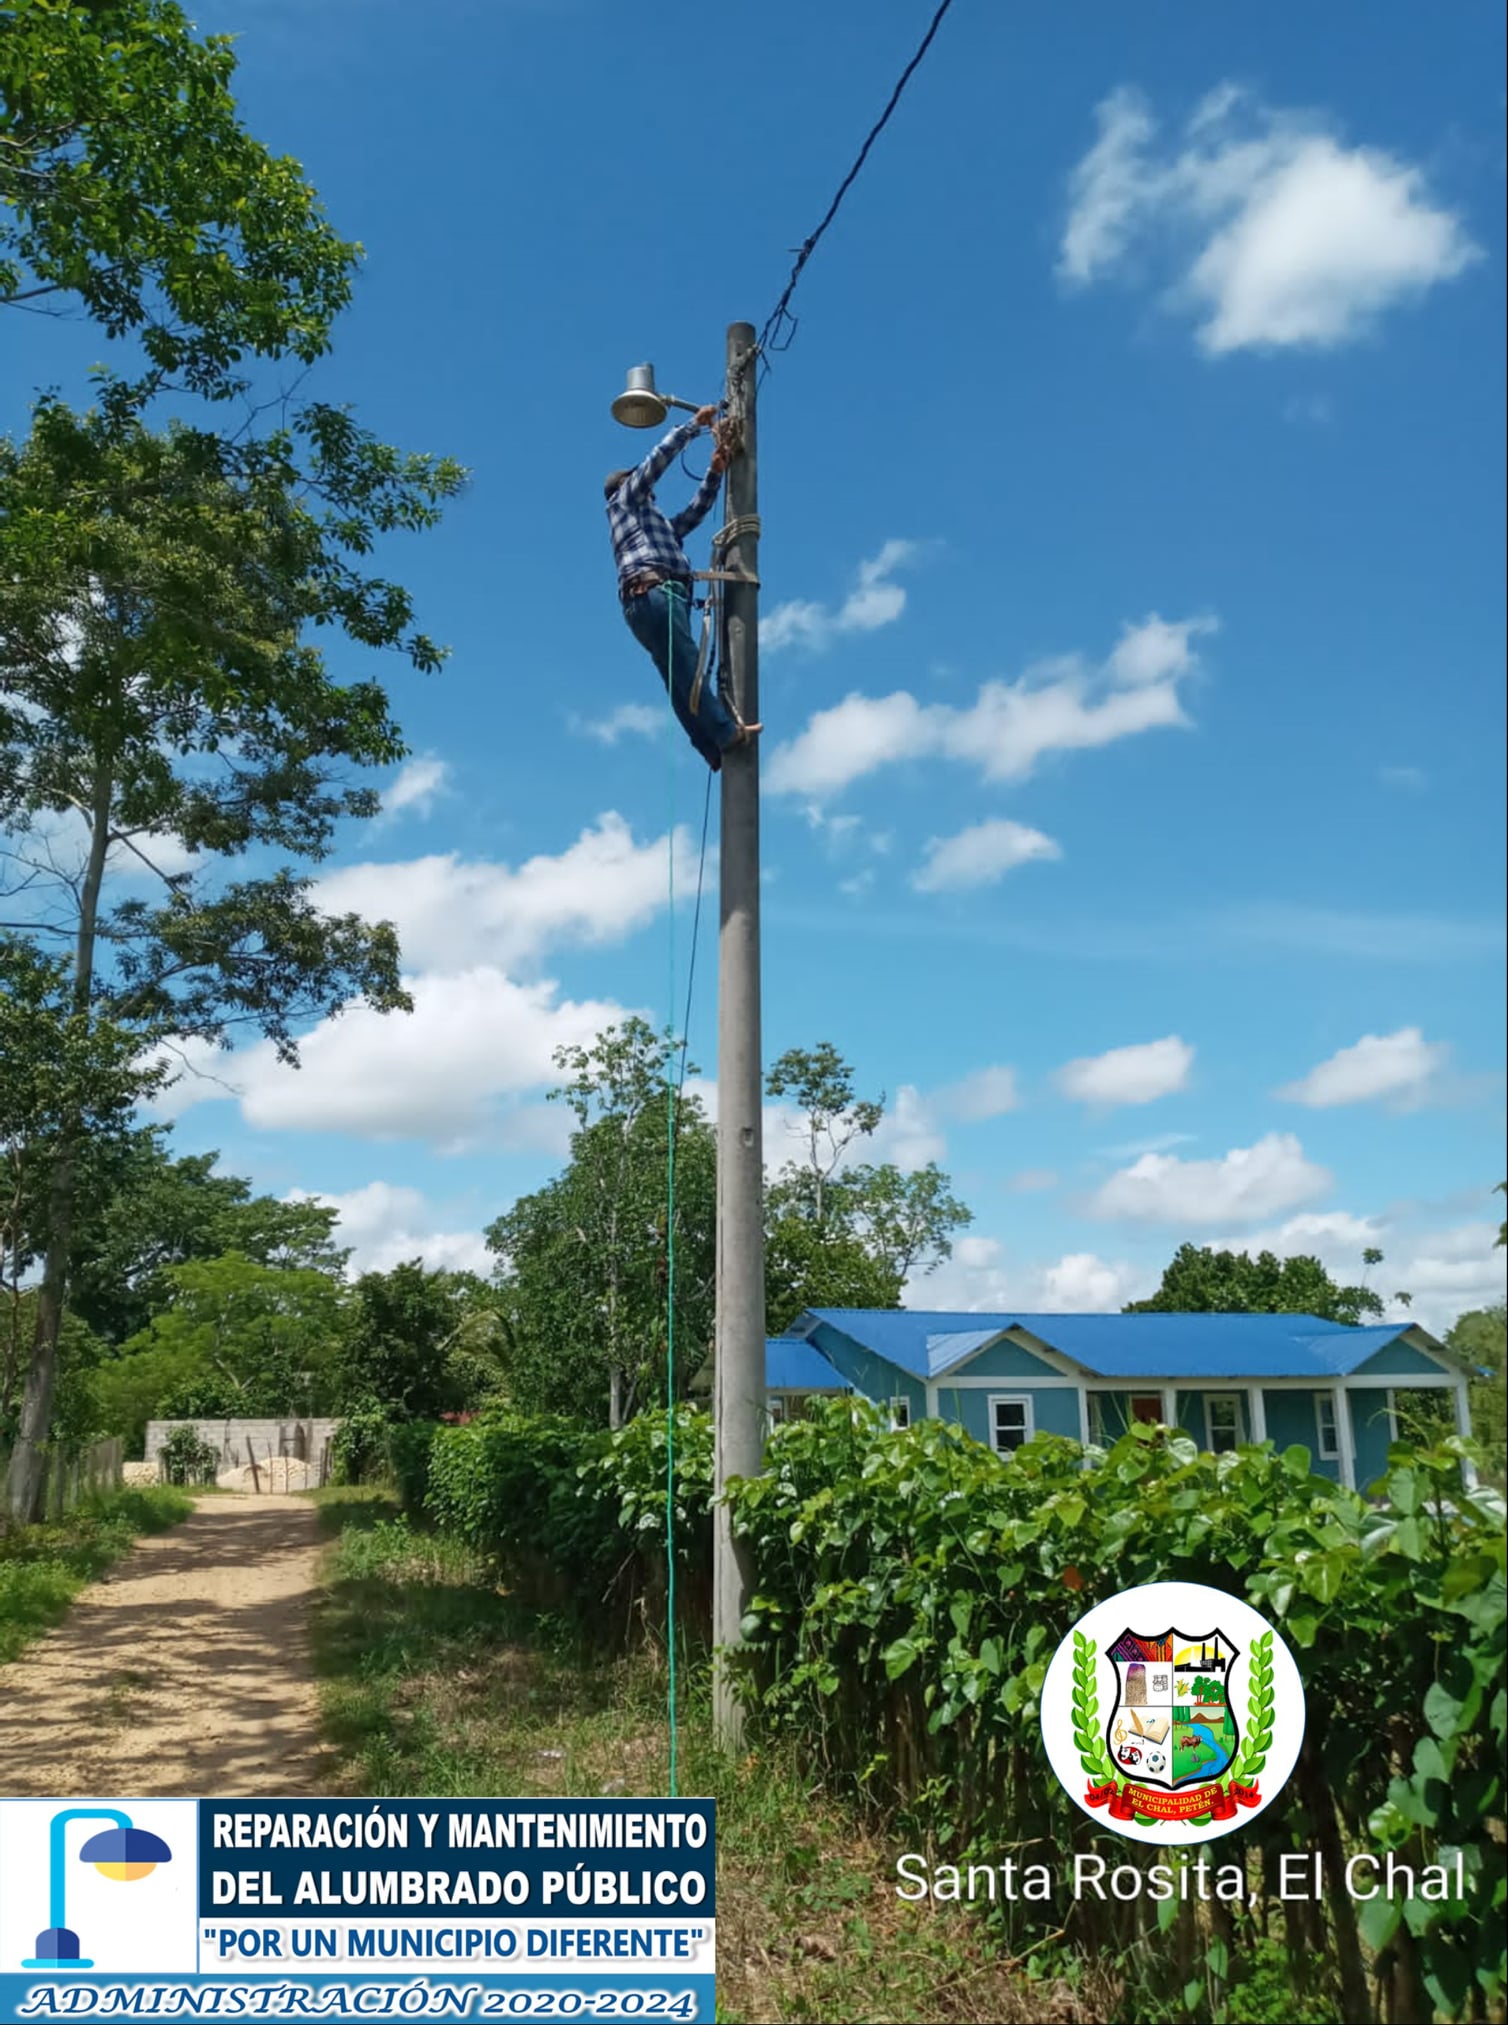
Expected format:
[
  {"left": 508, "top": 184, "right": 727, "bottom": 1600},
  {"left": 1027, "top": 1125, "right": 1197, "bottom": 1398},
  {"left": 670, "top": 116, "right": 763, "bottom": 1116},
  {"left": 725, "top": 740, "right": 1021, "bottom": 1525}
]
[{"left": 765, "top": 1309, "right": 1472, "bottom": 1492}]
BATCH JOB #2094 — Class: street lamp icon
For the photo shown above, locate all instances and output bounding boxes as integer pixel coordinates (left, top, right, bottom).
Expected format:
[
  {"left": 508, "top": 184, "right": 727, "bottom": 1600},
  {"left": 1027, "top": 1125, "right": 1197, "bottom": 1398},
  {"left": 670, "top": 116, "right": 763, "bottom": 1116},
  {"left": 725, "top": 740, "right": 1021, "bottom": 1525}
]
[{"left": 22, "top": 1808, "right": 173, "bottom": 1969}]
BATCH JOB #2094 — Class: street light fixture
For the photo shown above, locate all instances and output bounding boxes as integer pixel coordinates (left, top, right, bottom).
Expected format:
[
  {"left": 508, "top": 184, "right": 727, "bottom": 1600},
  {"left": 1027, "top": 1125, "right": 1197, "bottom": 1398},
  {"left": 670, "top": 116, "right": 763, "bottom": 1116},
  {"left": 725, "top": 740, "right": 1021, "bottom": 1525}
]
[
  {"left": 610, "top": 363, "right": 708, "bottom": 429},
  {"left": 22, "top": 1807, "right": 173, "bottom": 1969}
]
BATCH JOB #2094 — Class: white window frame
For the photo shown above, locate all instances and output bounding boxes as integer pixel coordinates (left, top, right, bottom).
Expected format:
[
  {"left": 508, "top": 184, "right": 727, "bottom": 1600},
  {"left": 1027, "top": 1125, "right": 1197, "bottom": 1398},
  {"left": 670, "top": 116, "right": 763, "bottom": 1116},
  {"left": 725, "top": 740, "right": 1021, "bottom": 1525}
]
[
  {"left": 988, "top": 1393, "right": 1034, "bottom": 1455},
  {"left": 889, "top": 1396, "right": 911, "bottom": 1431},
  {"left": 1204, "top": 1393, "right": 1245, "bottom": 1454},
  {"left": 1316, "top": 1392, "right": 1340, "bottom": 1461}
]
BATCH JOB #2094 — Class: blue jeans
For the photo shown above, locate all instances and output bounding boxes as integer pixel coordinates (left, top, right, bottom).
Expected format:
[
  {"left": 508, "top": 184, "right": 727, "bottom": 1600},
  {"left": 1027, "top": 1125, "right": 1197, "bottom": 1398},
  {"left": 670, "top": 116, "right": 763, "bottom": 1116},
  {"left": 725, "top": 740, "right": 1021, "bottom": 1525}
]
[{"left": 623, "top": 583, "right": 740, "bottom": 771}]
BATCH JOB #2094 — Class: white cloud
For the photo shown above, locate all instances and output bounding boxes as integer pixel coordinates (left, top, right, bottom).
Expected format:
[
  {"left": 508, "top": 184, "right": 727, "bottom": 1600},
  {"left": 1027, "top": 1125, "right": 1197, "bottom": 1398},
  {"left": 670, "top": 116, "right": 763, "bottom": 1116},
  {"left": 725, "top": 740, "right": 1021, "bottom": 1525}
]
[
  {"left": 1035, "top": 1252, "right": 1148, "bottom": 1312},
  {"left": 1088, "top": 1132, "right": 1332, "bottom": 1226},
  {"left": 1057, "top": 1035, "right": 1195, "bottom": 1107},
  {"left": 573, "top": 703, "right": 663, "bottom": 745},
  {"left": 1060, "top": 86, "right": 1161, "bottom": 284},
  {"left": 912, "top": 818, "right": 1061, "bottom": 893},
  {"left": 707, "top": 1065, "right": 1017, "bottom": 1180},
  {"left": 289, "top": 1181, "right": 491, "bottom": 1278},
  {"left": 165, "top": 968, "right": 626, "bottom": 1153},
  {"left": 1099, "top": 1131, "right": 1198, "bottom": 1160},
  {"left": 767, "top": 613, "right": 1209, "bottom": 801},
  {"left": 112, "top": 829, "right": 201, "bottom": 881},
  {"left": 1008, "top": 1168, "right": 1059, "bottom": 1194},
  {"left": 803, "top": 806, "right": 861, "bottom": 839},
  {"left": 910, "top": 1234, "right": 1014, "bottom": 1310},
  {"left": 761, "top": 540, "right": 919, "bottom": 654},
  {"left": 141, "top": 1034, "right": 237, "bottom": 1121},
  {"left": 908, "top": 1235, "right": 1151, "bottom": 1314},
  {"left": 1378, "top": 764, "right": 1427, "bottom": 791},
  {"left": 381, "top": 756, "right": 450, "bottom": 820},
  {"left": 1224, "top": 1209, "right": 1387, "bottom": 1266},
  {"left": 1061, "top": 83, "right": 1481, "bottom": 352},
  {"left": 934, "top": 1065, "right": 1021, "bottom": 1122},
  {"left": 1220, "top": 1211, "right": 1507, "bottom": 1334},
  {"left": 1277, "top": 1027, "right": 1448, "bottom": 1109},
  {"left": 314, "top": 814, "right": 697, "bottom": 974},
  {"left": 869, "top": 1085, "right": 948, "bottom": 1172},
  {"left": 20, "top": 805, "right": 201, "bottom": 886},
  {"left": 1391, "top": 1223, "right": 1507, "bottom": 1332},
  {"left": 1107, "top": 613, "right": 1217, "bottom": 687}
]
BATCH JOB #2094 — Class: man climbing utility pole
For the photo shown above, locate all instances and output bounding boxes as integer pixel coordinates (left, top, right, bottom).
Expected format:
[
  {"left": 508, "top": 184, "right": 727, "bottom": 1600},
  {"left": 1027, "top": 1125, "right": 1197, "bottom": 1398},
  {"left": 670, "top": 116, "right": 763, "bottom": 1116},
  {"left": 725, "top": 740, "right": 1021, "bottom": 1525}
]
[{"left": 712, "top": 322, "right": 766, "bottom": 1749}]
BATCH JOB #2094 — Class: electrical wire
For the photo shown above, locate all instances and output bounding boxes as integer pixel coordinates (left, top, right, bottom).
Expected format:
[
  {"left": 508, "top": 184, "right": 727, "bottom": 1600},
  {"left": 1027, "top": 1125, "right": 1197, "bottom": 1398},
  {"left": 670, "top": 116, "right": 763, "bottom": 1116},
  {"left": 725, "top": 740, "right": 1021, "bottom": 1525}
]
[{"left": 755, "top": 0, "right": 958, "bottom": 364}]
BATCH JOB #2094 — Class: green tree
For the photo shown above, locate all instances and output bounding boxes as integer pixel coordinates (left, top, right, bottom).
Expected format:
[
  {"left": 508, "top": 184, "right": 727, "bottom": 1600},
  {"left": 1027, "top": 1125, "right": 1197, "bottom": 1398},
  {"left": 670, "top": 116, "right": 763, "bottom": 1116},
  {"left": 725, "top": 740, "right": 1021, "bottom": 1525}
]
[
  {"left": 336, "top": 1260, "right": 502, "bottom": 1423},
  {"left": 1, "top": 0, "right": 354, "bottom": 395},
  {"left": 0, "top": 1285, "right": 107, "bottom": 1450},
  {"left": 1447, "top": 1302, "right": 1507, "bottom": 1487},
  {"left": 764, "top": 1044, "right": 971, "bottom": 1333},
  {"left": 1124, "top": 1242, "right": 1385, "bottom": 1323},
  {"left": 97, "top": 1249, "right": 346, "bottom": 1453},
  {"left": 486, "top": 1020, "right": 716, "bottom": 1427},
  {"left": 0, "top": 395, "right": 460, "bottom": 1520},
  {"left": 0, "top": 934, "right": 158, "bottom": 1428},
  {"left": 67, "top": 1138, "right": 347, "bottom": 1346}
]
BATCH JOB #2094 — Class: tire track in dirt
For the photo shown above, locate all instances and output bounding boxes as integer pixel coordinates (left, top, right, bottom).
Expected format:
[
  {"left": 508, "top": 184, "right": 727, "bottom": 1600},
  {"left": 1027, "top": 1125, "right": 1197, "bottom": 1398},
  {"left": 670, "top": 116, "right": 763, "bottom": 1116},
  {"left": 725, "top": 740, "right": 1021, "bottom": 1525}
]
[{"left": 0, "top": 1495, "right": 336, "bottom": 1796}]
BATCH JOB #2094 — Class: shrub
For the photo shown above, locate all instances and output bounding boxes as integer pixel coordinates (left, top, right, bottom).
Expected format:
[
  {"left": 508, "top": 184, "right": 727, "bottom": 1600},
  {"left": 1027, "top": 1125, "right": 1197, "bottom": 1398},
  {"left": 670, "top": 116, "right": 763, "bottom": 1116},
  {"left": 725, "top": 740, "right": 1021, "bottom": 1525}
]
[
  {"left": 156, "top": 1424, "right": 219, "bottom": 1486},
  {"left": 422, "top": 1406, "right": 712, "bottom": 1640},
  {"left": 386, "top": 1420, "right": 440, "bottom": 1516},
  {"left": 330, "top": 1400, "right": 390, "bottom": 1485}
]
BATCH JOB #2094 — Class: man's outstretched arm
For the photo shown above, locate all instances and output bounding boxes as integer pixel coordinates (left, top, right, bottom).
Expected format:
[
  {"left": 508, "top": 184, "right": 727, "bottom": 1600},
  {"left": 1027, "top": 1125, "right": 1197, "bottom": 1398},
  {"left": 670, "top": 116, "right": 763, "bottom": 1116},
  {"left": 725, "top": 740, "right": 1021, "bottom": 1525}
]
[
  {"left": 670, "top": 446, "right": 724, "bottom": 540},
  {"left": 619, "top": 406, "right": 715, "bottom": 509}
]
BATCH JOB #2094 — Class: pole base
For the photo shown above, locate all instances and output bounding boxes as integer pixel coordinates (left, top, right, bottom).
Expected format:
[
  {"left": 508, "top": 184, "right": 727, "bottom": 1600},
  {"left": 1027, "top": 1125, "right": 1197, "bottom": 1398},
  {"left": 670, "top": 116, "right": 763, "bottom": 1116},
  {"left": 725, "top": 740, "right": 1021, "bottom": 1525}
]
[{"left": 24, "top": 1926, "right": 93, "bottom": 1968}]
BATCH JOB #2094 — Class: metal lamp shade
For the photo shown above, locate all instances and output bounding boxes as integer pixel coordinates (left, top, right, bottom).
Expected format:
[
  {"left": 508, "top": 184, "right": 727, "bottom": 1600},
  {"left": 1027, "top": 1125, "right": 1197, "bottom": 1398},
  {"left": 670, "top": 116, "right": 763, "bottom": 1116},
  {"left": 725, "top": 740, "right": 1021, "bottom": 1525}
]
[
  {"left": 611, "top": 363, "right": 669, "bottom": 428},
  {"left": 80, "top": 1826, "right": 173, "bottom": 1880}
]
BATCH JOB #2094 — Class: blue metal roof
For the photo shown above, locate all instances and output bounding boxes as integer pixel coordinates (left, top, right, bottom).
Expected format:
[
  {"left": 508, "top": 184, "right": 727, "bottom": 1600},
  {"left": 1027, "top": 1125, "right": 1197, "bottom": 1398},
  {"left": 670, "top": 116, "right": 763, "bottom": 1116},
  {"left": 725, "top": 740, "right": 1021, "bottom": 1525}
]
[
  {"left": 800, "top": 1309, "right": 1437, "bottom": 1381},
  {"left": 766, "top": 1337, "right": 848, "bottom": 1391},
  {"left": 925, "top": 1327, "right": 1005, "bottom": 1377}
]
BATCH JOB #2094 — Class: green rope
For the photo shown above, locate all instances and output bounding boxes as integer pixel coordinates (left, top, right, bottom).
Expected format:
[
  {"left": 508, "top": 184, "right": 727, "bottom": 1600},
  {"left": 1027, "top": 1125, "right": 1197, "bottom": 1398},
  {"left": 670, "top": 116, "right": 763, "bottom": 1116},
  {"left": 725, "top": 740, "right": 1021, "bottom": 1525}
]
[{"left": 663, "top": 586, "right": 680, "bottom": 1799}]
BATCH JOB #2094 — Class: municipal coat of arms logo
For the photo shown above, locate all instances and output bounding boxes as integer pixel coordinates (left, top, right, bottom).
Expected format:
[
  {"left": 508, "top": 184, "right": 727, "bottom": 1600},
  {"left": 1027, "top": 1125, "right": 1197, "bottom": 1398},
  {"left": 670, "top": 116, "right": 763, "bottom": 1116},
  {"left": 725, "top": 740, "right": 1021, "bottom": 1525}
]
[{"left": 1039, "top": 1582, "right": 1305, "bottom": 1845}]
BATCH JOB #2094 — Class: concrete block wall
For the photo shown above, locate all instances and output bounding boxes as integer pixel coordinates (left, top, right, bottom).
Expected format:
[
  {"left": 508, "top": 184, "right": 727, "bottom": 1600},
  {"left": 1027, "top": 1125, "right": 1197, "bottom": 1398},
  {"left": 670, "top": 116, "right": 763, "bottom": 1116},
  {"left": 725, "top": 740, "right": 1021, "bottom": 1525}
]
[{"left": 142, "top": 1417, "right": 342, "bottom": 1471}]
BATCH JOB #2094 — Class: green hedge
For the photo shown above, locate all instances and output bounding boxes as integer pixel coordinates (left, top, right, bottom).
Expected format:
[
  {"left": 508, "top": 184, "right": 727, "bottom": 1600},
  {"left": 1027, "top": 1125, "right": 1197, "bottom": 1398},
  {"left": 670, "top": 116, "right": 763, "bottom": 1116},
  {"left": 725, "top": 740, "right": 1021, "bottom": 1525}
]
[
  {"left": 404, "top": 1397, "right": 1504, "bottom": 2023},
  {"left": 401, "top": 1407, "right": 712, "bottom": 1641},
  {"left": 385, "top": 1419, "right": 440, "bottom": 1515},
  {"left": 728, "top": 1402, "right": 1505, "bottom": 2025}
]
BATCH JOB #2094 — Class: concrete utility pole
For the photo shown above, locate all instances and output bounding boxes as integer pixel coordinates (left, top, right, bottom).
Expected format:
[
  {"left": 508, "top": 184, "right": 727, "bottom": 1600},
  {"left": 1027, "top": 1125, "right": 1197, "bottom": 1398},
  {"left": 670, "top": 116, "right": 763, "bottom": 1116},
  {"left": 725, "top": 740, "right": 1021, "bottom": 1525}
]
[{"left": 712, "top": 321, "right": 766, "bottom": 1749}]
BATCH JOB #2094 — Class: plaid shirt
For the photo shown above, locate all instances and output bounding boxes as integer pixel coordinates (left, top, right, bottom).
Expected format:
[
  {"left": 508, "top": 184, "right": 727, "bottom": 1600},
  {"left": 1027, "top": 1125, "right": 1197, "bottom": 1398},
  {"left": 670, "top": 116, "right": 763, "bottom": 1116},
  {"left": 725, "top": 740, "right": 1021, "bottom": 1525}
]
[{"left": 606, "top": 419, "right": 722, "bottom": 597}]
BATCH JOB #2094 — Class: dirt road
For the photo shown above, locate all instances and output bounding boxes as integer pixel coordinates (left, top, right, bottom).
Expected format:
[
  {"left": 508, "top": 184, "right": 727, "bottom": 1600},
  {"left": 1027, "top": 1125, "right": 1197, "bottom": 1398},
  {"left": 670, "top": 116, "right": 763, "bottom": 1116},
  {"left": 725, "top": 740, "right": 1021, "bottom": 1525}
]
[{"left": 0, "top": 1495, "right": 336, "bottom": 1795}]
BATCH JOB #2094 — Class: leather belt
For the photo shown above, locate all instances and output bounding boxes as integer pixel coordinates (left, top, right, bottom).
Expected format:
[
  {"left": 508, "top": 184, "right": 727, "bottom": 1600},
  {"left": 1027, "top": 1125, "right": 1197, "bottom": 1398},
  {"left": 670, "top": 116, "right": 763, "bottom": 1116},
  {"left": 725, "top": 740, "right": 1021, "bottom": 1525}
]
[{"left": 622, "top": 572, "right": 690, "bottom": 603}]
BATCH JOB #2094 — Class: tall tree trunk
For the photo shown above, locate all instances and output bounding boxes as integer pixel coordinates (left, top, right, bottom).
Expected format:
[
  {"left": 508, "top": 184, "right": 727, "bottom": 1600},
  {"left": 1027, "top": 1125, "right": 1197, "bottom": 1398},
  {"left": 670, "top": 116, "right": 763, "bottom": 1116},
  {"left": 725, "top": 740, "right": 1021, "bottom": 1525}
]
[
  {"left": 1297, "top": 1738, "right": 1373, "bottom": 2025},
  {"left": 5, "top": 765, "right": 111, "bottom": 1524}
]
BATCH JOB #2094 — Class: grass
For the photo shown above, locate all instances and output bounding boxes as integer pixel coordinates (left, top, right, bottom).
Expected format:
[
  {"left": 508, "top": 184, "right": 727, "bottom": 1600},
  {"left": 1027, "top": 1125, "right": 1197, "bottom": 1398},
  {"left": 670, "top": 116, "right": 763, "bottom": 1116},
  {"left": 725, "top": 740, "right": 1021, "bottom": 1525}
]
[
  {"left": 0, "top": 1483, "right": 195, "bottom": 1663},
  {"left": 310, "top": 1489, "right": 1100, "bottom": 2025}
]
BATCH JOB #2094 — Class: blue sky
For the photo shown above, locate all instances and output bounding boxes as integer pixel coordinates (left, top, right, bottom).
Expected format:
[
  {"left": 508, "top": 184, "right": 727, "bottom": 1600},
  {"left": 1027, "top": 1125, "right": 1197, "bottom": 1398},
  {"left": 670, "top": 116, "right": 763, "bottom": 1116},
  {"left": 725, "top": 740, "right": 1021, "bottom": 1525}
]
[{"left": 4, "top": 0, "right": 1504, "bottom": 1328}]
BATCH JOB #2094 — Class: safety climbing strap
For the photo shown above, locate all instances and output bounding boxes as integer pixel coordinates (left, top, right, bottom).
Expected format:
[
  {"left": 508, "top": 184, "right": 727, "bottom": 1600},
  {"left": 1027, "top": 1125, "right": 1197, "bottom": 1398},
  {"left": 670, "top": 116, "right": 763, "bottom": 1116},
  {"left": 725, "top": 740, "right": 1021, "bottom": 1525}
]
[
  {"left": 688, "top": 513, "right": 761, "bottom": 713},
  {"left": 688, "top": 585, "right": 715, "bottom": 719}
]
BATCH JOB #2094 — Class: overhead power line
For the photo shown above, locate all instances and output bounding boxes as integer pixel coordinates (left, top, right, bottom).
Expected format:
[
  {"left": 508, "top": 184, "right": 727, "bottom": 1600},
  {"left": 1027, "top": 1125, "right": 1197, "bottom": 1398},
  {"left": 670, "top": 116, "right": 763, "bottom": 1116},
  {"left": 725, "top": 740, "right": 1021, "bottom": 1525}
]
[{"left": 755, "top": 0, "right": 958, "bottom": 363}]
